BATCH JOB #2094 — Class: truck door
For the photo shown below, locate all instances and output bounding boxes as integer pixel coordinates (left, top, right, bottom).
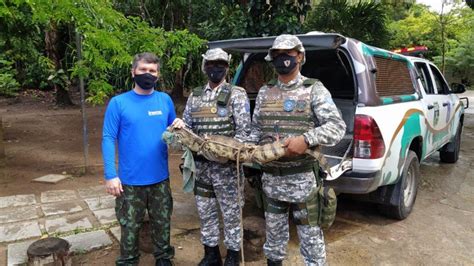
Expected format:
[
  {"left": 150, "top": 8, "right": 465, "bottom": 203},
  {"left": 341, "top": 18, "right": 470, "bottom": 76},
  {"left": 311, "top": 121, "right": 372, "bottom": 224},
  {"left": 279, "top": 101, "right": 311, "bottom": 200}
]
[
  {"left": 414, "top": 62, "right": 445, "bottom": 154},
  {"left": 427, "top": 64, "right": 453, "bottom": 131}
]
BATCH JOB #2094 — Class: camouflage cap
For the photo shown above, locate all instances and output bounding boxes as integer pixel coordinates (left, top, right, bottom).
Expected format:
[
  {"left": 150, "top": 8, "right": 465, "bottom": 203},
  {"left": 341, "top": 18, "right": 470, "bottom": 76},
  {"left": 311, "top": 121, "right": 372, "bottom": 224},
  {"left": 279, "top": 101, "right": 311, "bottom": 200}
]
[
  {"left": 201, "top": 48, "right": 231, "bottom": 73},
  {"left": 265, "top": 34, "right": 305, "bottom": 64}
]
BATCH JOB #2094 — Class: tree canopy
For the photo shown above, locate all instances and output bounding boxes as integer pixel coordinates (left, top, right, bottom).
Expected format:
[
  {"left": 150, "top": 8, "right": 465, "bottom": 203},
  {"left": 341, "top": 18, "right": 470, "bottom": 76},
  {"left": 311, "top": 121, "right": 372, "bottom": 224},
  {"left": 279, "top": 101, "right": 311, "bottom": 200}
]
[{"left": 0, "top": 0, "right": 472, "bottom": 105}]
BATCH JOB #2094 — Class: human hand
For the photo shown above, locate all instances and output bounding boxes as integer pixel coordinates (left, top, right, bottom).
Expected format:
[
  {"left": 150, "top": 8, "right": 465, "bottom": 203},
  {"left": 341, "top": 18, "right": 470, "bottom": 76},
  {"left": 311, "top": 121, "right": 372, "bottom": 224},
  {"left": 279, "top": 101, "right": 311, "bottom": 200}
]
[
  {"left": 171, "top": 118, "right": 186, "bottom": 129},
  {"left": 105, "top": 177, "right": 123, "bottom": 196},
  {"left": 283, "top": 136, "right": 308, "bottom": 156}
]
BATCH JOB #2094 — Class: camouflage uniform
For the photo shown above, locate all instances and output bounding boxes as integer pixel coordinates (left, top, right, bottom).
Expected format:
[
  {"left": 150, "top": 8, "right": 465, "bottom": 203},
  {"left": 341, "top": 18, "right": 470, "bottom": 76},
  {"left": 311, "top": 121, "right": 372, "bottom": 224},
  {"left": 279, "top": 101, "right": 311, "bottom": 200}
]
[
  {"left": 183, "top": 48, "right": 251, "bottom": 252},
  {"left": 248, "top": 35, "right": 346, "bottom": 265},
  {"left": 115, "top": 180, "right": 174, "bottom": 265}
]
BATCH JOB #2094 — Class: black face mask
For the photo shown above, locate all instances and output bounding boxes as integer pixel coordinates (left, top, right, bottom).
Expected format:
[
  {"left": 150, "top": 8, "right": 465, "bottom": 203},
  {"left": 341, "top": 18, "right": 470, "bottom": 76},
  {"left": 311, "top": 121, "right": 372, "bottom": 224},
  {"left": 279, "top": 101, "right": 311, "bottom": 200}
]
[
  {"left": 134, "top": 73, "right": 158, "bottom": 90},
  {"left": 205, "top": 66, "right": 227, "bottom": 83},
  {"left": 272, "top": 54, "right": 298, "bottom": 75}
]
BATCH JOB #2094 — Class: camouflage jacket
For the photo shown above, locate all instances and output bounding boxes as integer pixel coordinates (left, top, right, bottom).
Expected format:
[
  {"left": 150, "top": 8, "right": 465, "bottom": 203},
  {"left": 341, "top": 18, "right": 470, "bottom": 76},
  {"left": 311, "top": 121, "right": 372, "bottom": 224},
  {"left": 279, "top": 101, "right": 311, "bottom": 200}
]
[{"left": 249, "top": 73, "right": 346, "bottom": 202}]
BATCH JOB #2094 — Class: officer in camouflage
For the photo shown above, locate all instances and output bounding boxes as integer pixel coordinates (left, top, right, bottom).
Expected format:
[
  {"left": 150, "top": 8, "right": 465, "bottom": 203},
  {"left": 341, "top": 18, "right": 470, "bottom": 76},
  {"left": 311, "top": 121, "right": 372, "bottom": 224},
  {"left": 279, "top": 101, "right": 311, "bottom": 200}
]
[
  {"left": 178, "top": 48, "right": 251, "bottom": 266},
  {"left": 248, "top": 34, "right": 346, "bottom": 265}
]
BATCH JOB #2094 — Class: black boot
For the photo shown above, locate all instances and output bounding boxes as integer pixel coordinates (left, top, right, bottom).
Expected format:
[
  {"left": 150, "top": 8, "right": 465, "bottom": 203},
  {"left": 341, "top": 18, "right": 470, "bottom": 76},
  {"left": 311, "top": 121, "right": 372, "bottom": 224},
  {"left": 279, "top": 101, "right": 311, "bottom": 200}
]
[
  {"left": 267, "top": 259, "right": 282, "bottom": 266},
  {"left": 198, "top": 245, "right": 222, "bottom": 266},
  {"left": 223, "top": 249, "right": 240, "bottom": 266},
  {"left": 155, "top": 258, "right": 173, "bottom": 266}
]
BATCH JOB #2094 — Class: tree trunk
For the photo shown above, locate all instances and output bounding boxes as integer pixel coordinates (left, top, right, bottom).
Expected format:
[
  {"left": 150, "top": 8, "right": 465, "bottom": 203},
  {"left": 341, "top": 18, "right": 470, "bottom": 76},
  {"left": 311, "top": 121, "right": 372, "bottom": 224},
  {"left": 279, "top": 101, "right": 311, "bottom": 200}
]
[
  {"left": 172, "top": 69, "right": 185, "bottom": 101},
  {"left": 45, "top": 21, "right": 73, "bottom": 106},
  {"left": 440, "top": 1, "right": 446, "bottom": 74}
]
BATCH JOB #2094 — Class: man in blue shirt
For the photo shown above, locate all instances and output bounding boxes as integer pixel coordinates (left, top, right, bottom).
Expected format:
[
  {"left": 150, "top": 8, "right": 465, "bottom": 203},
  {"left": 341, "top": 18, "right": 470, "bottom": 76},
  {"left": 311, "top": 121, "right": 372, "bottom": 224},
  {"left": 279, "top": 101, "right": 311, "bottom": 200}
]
[{"left": 102, "top": 52, "right": 183, "bottom": 265}]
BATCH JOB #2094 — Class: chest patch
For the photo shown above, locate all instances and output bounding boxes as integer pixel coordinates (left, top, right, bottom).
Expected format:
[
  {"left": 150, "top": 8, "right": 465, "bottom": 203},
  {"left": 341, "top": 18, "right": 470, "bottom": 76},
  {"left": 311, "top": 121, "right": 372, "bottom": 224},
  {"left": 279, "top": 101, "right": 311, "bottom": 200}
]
[
  {"left": 148, "top": 110, "right": 163, "bottom": 116},
  {"left": 296, "top": 100, "right": 307, "bottom": 112},
  {"left": 283, "top": 99, "right": 296, "bottom": 112},
  {"left": 218, "top": 107, "right": 228, "bottom": 117}
]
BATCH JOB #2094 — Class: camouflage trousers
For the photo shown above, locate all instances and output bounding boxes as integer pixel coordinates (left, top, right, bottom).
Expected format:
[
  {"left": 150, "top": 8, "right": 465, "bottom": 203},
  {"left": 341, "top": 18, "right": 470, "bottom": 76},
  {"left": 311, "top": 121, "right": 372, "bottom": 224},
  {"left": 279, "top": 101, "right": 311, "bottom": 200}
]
[
  {"left": 264, "top": 209, "right": 326, "bottom": 266},
  {"left": 115, "top": 179, "right": 174, "bottom": 265},
  {"left": 194, "top": 160, "right": 244, "bottom": 251}
]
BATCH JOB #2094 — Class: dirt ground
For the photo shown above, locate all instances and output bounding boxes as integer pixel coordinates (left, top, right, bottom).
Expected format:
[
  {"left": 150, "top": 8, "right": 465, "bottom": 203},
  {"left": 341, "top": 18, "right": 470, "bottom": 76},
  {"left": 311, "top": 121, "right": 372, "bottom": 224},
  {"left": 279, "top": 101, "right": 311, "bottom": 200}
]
[{"left": 0, "top": 92, "right": 473, "bottom": 265}]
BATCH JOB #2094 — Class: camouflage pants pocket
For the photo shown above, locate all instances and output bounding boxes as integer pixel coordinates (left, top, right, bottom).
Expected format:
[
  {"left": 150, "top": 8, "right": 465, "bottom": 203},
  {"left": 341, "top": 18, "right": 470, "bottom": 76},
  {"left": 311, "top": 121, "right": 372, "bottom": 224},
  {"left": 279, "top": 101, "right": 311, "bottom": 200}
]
[
  {"left": 316, "top": 186, "right": 337, "bottom": 229},
  {"left": 300, "top": 185, "right": 337, "bottom": 229}
]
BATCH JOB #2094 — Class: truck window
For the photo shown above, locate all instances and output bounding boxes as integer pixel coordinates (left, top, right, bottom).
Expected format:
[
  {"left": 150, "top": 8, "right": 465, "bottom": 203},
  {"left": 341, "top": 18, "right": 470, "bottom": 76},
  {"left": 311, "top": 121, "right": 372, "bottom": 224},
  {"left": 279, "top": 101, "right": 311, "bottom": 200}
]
[
  {"left": 374, "top": 56, "right": 415, "bottom": 97},
  {"left": 415, "top": 62, "right": 434, "bottom": 94},
  {"left": 429, "top": 64, "right": 450, "bottom": 94},
  {"left": 240, "top": 59, "right": 275, "bottom": 94}
]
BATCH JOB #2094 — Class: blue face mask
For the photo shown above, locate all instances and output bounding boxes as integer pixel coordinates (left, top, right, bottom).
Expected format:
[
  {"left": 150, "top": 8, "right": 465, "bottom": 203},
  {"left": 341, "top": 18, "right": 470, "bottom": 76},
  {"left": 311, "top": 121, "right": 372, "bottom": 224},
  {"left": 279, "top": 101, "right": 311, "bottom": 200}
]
[
  {"left": 134, "top": 73, "right": 158, "bottom": 90},
  {"left": 272, "top": 54, "right": 298, "bottom": 75}
]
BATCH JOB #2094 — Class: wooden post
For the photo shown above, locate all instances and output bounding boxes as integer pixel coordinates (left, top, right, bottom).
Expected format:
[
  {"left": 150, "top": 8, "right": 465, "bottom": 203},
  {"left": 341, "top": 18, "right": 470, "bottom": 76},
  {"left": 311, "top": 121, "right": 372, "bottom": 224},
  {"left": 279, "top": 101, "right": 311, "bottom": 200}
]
[
  {"left": 0, "top": 116, "right": 5, "bottom": 166},
  {"left": 27, "top": 237, "right": 71, "bottom": 266},
  {"left": 75, "top": 29, "right": 89, "bottom": 174}
]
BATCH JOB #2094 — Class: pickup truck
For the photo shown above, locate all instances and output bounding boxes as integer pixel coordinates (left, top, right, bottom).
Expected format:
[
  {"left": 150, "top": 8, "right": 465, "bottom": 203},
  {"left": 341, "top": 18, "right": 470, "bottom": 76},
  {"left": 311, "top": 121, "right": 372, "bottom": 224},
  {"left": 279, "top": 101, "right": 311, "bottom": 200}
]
[{"left": 208, "top": 32, "right": 467, "bottom": 220}]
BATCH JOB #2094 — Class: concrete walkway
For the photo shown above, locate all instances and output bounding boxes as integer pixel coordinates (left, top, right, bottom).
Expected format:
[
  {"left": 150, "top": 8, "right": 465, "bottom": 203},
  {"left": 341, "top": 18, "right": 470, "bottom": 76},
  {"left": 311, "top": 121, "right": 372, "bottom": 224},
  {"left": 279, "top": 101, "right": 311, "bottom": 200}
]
[{"left": 0, "top": 186, "right": 117, "bottom": 265}]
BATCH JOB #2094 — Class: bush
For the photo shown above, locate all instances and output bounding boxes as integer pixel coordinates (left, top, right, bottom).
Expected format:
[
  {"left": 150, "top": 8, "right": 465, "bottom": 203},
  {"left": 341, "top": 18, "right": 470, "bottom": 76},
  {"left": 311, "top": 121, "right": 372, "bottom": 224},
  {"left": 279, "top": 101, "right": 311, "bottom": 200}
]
[{"left": 0, "top": 59, "right": 20, "bottom": 97}]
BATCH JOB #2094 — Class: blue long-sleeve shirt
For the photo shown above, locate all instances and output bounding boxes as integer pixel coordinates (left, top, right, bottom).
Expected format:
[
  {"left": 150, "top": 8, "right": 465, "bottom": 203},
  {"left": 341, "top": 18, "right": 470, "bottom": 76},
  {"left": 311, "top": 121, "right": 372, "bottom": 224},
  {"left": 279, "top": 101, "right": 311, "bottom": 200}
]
[{"left": 102, "top": 90, "right": 176, "bottom": 185}]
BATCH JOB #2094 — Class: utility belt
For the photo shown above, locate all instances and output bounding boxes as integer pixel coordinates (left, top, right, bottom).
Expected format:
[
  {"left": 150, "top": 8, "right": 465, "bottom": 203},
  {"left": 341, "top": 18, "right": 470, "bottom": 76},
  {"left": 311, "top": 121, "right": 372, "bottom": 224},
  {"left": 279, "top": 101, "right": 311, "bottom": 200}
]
[
  {"left": 263, "top": 186, "right": 337, "bottom": 229},
  {"left": 262, "top": 162, "right": 337, "bottom": 229},
  {"left": 261, "top": 162, "right": 318, "bottom": 176}
]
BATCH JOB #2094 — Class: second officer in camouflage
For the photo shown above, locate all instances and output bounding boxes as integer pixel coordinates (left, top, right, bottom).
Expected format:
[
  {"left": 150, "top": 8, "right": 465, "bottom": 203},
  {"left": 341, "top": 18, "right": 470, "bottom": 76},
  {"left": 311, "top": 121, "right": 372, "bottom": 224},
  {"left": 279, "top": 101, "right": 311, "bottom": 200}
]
[
  {"left": 248, "top": 34, "right": 346, "bottom": 266},
  {"left": 181, "top": 48, "right": 251, "bottom": 266}
]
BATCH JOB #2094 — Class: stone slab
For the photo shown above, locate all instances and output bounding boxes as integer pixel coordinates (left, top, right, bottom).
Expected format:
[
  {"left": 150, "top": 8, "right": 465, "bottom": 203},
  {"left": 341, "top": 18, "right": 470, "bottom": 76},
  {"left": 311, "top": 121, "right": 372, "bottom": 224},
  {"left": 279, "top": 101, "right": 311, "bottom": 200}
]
[
  {"left": 64, "top": 230, "right": 112, "bottom": 253},
  {"left": 92, "top": 208, "right": 117, "bottom": 225},
  {"left": 45, "top": 216, "right": 92, "bottom": 234},
  {"left": 0, "top": 194, "right": 36, "bottom": 209},
  {"left": 41, "top": 201, "right": 83, "bottom": 216},
  {"left": 78, "top": 185, "right": 107, "bottom": 199},
  {"left": 33, "top": 174, "right": 69, "bottom": 184},
  {"left": 0, "top": 221, "right": 42, "bottom": 243},
  {"left": 7, "top": 240, "right": 36, "bottom": 266},
  {"left": 0, "top": 205, "right": 38, "bottom": 224},
  {"left": 84, "top": 195, "right": 116, "bottom": 211},
  {"left": 110, "top": 226, "right": 120, "bottom": 241},
  {"left": 41, "top": 189, "right": 77, "bottom": 203}
]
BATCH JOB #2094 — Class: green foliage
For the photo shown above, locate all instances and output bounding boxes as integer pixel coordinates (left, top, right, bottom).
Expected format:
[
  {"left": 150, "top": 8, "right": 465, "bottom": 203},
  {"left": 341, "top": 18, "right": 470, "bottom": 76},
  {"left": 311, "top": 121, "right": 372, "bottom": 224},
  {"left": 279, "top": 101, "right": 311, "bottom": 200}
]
[
  {"left": 198, "top": 0, "right": 311, "bottom": 40},
  {"left": 388, "top": 4, "right": 439, "bottom": 54},
  {"left": 304, "top": 0, "right": 390, "bottom": 47},
  {"left": 0, "top": 0, "right": 53, "bottom": 90},
  {"left": 0, "top": 0, "right": 205, "bottom": 104},
  {"left": 389, "top": 3, "right": 473, "bottom": 84},
  {"left": 47, "top": 69, "right": 69, "bottom": 89},
  {"left": 0, "top": 58, "right": 20, "bottom": 96},
  {"left": 438, "top": 7, "right": 474, "bottom": 85},
  {"left": 467, "top": 0, "right": 474, "bottom": 9},
  {"left": 1, "top": 0, "right": 473, "bottom": 102}
]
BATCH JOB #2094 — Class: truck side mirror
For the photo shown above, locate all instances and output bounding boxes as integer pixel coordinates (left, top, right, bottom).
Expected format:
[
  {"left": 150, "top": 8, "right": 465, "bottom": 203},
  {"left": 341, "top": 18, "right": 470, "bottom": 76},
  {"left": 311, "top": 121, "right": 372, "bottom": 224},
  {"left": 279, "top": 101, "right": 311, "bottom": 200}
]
[{"left": 450, "top": 83, "right": 466, "bottom": 94}]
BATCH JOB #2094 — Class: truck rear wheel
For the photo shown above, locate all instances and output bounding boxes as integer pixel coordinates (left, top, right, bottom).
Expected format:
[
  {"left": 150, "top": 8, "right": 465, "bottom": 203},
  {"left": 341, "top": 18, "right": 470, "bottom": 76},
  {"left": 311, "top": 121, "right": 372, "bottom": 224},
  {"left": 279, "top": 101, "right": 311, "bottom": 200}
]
[
  {"left": 378, "top": 151, "right": 420, "bottom": 220},
  {"left": 440, "top": 124, "right": 462, "bottom": 163}
]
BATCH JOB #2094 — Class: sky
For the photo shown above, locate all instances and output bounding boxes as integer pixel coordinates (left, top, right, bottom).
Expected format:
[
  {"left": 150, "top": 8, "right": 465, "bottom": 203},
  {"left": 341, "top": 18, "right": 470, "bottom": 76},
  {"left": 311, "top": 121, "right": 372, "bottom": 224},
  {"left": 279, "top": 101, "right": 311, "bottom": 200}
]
[{"left": 416, "top": 0, "right": 460, "bottom": 13}]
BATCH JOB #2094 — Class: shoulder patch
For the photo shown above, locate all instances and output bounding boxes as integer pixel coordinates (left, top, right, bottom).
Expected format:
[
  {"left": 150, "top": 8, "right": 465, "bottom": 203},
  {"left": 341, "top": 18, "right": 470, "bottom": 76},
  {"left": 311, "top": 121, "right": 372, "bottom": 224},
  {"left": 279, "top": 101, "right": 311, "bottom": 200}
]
[
  {"left": 231, "top": 86, "right": 246, "bottom": 94},
  {"left": 303, "top": 78, "right": 318, "bottom": 87},
  {"left": 267, "top": 79, "right": 277, "bottom": 86},
  {"left": 192, "top": 86, "right": 204, "bottom": 96}
]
